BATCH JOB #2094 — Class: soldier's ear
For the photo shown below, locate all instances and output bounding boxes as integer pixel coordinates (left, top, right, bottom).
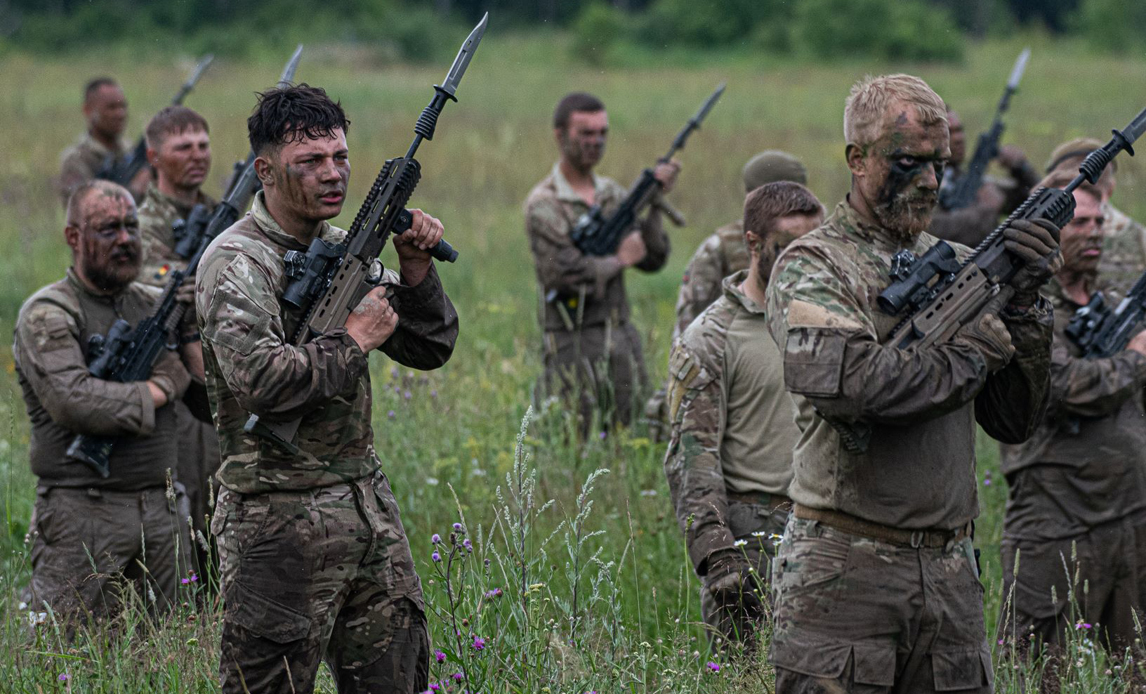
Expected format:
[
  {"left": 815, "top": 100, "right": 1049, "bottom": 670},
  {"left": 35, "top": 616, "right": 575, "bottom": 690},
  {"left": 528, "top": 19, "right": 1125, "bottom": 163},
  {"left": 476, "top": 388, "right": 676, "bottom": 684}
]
[
  {"left": 146, "top": 146, "right": 159, "bottom": 168},
  {"left": 745, "top": 230, "right": 763, "bottom": 256},
  {"left": 845, "top": 143, "right": 867, "bottom": 177},
  {"left": 64, "top": 223, "right": 81, "bottom": 253},
  {"left": 254, "top": 155, "right": 274, "bottom": 188}
]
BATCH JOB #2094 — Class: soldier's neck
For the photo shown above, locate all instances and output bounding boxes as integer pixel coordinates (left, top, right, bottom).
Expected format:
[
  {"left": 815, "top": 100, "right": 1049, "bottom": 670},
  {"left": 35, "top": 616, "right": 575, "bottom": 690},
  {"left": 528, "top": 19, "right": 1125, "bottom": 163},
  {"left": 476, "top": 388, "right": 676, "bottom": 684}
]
[
  {"left": 89, "top": 127, "right": 119, "bottom": 152},
  {"left": 559, "top": 159, "right": 596, "bottom": 206},
  {"left": 846, "top": 188, "right": 881, "bottom": 233},
  {"left": 1058, "top": 270, "right": 1095, "bottom": 305},
  {"left": 157, "top": 177, "right": 200, "bottom": 209},
  {"left": 740, "top": 268, "right": 767, "bottom": 307},
  {"left": 263, "top": 194, "right": 322, "bottom": 245}
]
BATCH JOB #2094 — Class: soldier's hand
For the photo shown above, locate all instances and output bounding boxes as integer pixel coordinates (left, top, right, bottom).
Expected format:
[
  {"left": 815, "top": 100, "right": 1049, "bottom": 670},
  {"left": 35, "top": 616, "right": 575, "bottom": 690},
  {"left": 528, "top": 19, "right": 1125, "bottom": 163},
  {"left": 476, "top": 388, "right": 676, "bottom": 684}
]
[
  {"left": 394, "top": 209, "right": 444, "bottom": 258},
  {"left": 175, "top": 275, "right": 195, "bottom": 306},
  {"left": 653, "top": 158, "right": 682, "bottom": 194},
  {"left": 1127, "top": 330, "right": 1146, "bottom": 358},
  {"left": 703, "top": 549, "right": 766, "bottom": 636},
  {"left": 146, "top": 381, "right": 169, "bottom": 408},
  {"left": 1004, "top": 218, "right": 1062, "bottom": 298},
  {"left": 616, "top": 232, "right": 647, "bottom": 267},
  {"left": 345, "top": 287, "right": 398, "bottom": 353},
  {"left": 955, "top": 308, "right": 1015, "bottom": 372}
]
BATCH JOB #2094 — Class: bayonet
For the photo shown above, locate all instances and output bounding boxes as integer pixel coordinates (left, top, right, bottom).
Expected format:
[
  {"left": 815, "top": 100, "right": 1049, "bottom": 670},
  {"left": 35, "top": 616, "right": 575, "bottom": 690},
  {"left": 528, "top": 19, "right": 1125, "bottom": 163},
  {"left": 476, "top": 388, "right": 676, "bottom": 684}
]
[{"left": 440, "top": 13, "right": 487, "bottom": 99}]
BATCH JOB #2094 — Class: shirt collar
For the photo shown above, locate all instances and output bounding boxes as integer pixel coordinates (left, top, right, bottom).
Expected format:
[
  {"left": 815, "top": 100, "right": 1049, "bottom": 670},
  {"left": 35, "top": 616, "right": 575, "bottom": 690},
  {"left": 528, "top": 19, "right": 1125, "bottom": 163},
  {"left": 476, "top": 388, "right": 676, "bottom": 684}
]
[
  {"left": 249, "top": 190, "right": 336, "bottom": 251},
  {"left": 836, "top": 196, "right": 928, "bottom": 251},
  {"left": 65, "top": 267, "right": 126, "bottom": 303},
  {"left": 721, "top": 270, "right": 766, "bottom": 315},
  {"left": 551, "top": 160, "right": 605, "bottom": 205},
  {"left": 144, "top": 184, "right": 208, "bottom": 219}
]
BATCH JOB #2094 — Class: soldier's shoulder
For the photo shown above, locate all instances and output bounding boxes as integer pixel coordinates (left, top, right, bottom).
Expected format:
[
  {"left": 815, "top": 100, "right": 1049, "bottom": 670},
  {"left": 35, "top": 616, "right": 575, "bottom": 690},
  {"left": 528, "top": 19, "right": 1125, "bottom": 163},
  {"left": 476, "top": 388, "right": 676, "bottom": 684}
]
[
  {"left": 199, "top": 215, "right": 278, "bottom": 286},
  {"left": 18, "top": 278, "right": 78, "bottom": 329},
  {"left": 57, "top": 134, "right": 89, "bottom": 164},
  {"left": 523, "top": 174, "right": 559, "bottom": 211},
  {"left": 678, "top": 295, "right": 737, "bottom": 373}
]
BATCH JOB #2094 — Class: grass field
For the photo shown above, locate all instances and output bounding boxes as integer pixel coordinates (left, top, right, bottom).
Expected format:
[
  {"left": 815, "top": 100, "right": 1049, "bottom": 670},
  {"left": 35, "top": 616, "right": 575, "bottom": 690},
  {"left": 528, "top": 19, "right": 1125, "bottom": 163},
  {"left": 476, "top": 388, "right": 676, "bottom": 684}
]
[{"left": 2, "top": 28, "right": 1146, "bottom": 692}]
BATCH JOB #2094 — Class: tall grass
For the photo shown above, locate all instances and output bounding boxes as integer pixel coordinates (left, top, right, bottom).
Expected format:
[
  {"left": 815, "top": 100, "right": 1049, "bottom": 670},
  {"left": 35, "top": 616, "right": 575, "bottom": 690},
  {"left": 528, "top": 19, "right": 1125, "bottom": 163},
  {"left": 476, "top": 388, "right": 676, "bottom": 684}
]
[{"left": 1, "top": 30, "right": 1145, "bottom": 691}]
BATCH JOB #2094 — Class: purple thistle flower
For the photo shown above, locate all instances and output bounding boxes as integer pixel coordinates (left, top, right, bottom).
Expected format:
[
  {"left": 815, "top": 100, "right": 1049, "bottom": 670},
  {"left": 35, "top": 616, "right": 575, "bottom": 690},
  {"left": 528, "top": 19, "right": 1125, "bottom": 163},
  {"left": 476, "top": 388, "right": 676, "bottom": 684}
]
[
  {"left": 390, "top": 366, "right": 399, "bottom": 379},
  {"left": 453, "top": 672, "right": 464, "bottom": 682},
  {"left": 429, "top": 684, "right": 441, "bottom": 692},
  {"left": 430, "top": 389, "right": 438, "bottom": 398},
  {"left": 472, "top": 636, "right": 486, "bottom": 650},
  {"left": 181, "top": 578, "right": 190, "bottom": 585},
  {"left": 706, "top": 661, "right": 720, "bottom": 673},
  {"left": 599, "top": 430, "right": 607, "bottom": 440},
  {"left": 431, "top": 551, "right": 441, "bottom": 563},
  {"left": 484, "top": 588, "right": 502, "bottom": 599},
  {"left": 435, "top": 650, "right": 447, "bottom": 663},
  {"left": 453, "top": 522, "right": 464, "bottom": 532},
  {"left": 463, "top": 538, "right": 473, "bottom": 552},
  {"left": 404, "top": 390, "right": 412, "bottom": 400},
  {"left": 388, "top": 410, "right": 397, "bottom": 419},
  {"left": 58, "top": 673, "right": 70, "bottom": 682},
  {"left": 431, "top": 534, "right": 441, "bottom": 545}
]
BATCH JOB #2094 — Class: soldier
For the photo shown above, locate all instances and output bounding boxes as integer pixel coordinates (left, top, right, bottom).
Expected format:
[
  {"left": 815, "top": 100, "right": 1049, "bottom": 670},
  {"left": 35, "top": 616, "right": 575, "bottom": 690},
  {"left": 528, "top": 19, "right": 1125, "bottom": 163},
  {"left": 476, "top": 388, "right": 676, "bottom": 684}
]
[
  {"left": 646, "top": 150, "right": 807, "bottom": 438},
  {"left": 664, "top": 181, "right": 823, "bottom": 652},
  {"left": 197, "top": 85, "right": 457, "bottom": 693},
  {"left": 1046, "top": 137, "right": 1146, "bottom": 293},
  {"left": 765, "top": 74, "right": 1059, "bottom": 691},
  {"left": 525, "top": 92, "right": 680, "bottom": 433},
  {"left": 136, "top": 105, "right": 219, "bottom": 575},
  {"left": 15, "top": 180, "right": 194, "bottom": 624},
  {"left": 929, "top": 107, "right": 1040, "bottom": 247},
  {"left": 57, "top": 78, "right": 149, "bottom": 207},
  {"left": 998, "top": 171, "right": 1146, "bottom": 652}
]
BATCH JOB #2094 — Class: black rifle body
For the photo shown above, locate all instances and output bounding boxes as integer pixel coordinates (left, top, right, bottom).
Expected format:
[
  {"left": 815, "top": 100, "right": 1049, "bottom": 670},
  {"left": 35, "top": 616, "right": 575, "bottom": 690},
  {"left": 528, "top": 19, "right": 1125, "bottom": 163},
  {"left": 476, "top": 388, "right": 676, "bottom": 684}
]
[{"left": 1065, "top": 270, "right": 1146, "bottom": 359}]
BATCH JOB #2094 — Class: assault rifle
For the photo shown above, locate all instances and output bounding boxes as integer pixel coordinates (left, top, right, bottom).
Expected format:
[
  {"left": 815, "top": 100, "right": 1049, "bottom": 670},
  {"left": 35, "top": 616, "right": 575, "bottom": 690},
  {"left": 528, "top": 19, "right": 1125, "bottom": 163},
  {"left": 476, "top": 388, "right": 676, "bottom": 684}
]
[
  {"left": 67, "top": 47, "right": 304, "bottom": 478},
  {"left": 96, "top": 54, "right": 215, "bottom": 188},
  {"left": 569, "top": 83, "right": 724, "bottom": 257},
  {"left": 825, "top": 106, "right": 1146, "bottom": 455},
  {"left": 243, "top": 16, "right": 486, "bottom": 454},
  {"left": 938, "top": 48, "right": 1030, "bottom": 211},
  {"left": 1065, "top": 271, "right": 1146, "bottom": 358}
]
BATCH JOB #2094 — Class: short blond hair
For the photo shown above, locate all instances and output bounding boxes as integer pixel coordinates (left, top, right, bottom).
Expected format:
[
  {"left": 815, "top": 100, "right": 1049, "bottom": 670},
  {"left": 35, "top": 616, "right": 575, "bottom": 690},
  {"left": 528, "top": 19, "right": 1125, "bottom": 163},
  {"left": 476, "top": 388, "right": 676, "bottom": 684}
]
[{"left": 844, "top": 74, "right": 947, "bottom": 150}]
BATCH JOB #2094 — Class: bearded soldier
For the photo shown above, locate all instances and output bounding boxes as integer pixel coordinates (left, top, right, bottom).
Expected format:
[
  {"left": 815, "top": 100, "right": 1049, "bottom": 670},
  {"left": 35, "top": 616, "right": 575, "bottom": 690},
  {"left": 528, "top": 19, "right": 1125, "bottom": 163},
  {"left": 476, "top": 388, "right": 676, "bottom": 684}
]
[
  {"left": 665, "top": 181, "right": 823, "bottom": 651},
  {"left": 766, "top": 74, "right": 1058, "bottom": 692}
]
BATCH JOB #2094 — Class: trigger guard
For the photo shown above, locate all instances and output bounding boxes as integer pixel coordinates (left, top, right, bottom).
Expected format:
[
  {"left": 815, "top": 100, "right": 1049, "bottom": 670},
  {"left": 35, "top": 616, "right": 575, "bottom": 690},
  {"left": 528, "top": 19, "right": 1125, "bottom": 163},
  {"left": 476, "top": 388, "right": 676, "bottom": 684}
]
[{"left": 366, "top": 259, "right": 384, "bottom": 285}]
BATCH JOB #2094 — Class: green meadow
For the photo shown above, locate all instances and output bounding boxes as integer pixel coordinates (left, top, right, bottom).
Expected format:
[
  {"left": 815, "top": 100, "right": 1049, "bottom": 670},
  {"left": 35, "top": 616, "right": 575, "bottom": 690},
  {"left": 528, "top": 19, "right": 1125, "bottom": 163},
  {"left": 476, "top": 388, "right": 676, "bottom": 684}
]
[{"left": 1, "top": 29, "right": 1144, "bottom": 692}]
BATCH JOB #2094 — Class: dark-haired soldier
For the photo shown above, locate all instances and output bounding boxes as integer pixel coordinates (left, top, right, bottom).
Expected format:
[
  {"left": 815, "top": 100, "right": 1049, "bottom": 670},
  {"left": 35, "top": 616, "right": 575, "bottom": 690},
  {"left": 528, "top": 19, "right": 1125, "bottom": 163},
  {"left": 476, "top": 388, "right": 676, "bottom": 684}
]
[
  {"left": 525, "top": 92, "right": 680, "bottom": 432},
  {"left": 998, "top": 171, "right": 1146, "bottom": 653},
  {"left": 15, "top": 180, "right": 194, "bottom": 625},
  {"left": 136, "top": 105, "right": 218, "bottom": 573},
  {"left": 929, "top": 107, "right": 1040, "bottom": 247},
  {"left": 197, "top": 85, "right": 457, "bottom": 694},
  {"left": 665, "top": 181, "right": 823, "bottom": 652},
  {"left": 57, "top": 78, "right": 149, "bottom": 206}
]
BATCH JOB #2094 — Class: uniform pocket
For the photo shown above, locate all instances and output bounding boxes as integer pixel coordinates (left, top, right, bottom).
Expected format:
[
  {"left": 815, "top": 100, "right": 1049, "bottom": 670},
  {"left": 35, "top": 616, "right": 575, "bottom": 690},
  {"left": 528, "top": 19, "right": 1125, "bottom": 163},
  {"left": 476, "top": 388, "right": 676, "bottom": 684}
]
[
  {"left": 931, "top": 648, "right": 991, "bottom": 691},
  {"left": 776, "top": 534, "right": 851, "bottom": 594},
  {"left": 783, "top": 328, "right": 847, "bottom": 398},
  {"left": 227, "top": 580, "right": 310, "bottom": 644}
]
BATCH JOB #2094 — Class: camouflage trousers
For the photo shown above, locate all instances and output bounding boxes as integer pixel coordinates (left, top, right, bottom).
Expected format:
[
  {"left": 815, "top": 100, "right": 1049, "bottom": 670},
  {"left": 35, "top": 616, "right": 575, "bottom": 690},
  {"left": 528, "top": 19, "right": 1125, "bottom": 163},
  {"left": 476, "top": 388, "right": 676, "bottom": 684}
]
[
  {"left": 699, "top": 495, "right": 789, "bottom": 652},
  {"left": 213, "top": 471, "right": 429, "bottom": 694},
  {"left": 540, "top": 322, "right": 648, "bottom": 433},
  {"left": 770, "top": 516, "right": 993, "bottom": 693},
  {"left": 174, "top": 399, "right": 221, "bottom": 578},
  {"left": 999, "top": 517, "right": 1146, "bottom": 651},
  {"left": 28, "top": 484, "right": 191, "bottom": 623}
]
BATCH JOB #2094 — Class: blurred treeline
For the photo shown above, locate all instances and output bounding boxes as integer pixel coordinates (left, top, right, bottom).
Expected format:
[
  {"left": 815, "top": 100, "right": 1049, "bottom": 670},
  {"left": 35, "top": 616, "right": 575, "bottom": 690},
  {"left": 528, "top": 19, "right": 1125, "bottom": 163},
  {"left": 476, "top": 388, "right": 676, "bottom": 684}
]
[{"left": 0, "top": 0, "right": 1143, "bottom": 62}]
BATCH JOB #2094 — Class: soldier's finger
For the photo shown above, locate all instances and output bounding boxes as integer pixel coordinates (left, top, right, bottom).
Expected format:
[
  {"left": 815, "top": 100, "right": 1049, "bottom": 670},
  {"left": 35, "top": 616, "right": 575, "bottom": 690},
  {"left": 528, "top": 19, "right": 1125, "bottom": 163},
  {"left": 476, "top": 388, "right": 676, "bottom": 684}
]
[{"left": 1003, "top": 229, "right": 1054, "bottom": 258}]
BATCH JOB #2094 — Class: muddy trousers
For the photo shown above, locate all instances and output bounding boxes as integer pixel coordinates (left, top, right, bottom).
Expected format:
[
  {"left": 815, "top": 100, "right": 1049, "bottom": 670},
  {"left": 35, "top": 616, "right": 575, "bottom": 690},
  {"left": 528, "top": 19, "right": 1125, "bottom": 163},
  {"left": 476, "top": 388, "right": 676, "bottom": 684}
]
[
  {"left": 540, "top": 322, "right": 648, "bottom": 434},
  {"left": 213, "top": 471, "right": 429, "bottom": 694},
  {"left": 770, "top": 516, "right": 993, "bottom": 693}
]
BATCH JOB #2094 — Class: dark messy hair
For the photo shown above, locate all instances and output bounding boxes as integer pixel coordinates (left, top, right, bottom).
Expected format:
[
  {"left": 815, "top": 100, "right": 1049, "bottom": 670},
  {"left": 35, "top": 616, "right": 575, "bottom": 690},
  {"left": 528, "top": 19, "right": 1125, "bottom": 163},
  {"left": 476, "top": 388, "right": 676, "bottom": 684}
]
[
  {"left": 744, "top": 181, "right": 823, "bottom": 283},
  {"left": 146, "top": 106, "right": 209, "bottom": 149},
  {"left": 247, "top": 83, "right": 350, "bottom": 156},
  {"left": 84, "top": 77, "right": 118, "bottom": 103},
  {"left": 553, "top": 92, "right": 605, "bottom": 131}
]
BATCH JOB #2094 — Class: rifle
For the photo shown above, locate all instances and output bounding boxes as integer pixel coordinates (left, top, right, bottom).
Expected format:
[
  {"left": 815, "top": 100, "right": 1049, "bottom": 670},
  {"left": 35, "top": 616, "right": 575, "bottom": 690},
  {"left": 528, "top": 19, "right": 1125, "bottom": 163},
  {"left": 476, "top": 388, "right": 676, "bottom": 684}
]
[
  {"left": 938, "top": 48, "right": 1030, "bottom": 211},
  {"left": 568, "top": 83, "right": 724, "bottom": 257},
  {"left": 825, "top": 106, "right": 1146, "bottom": 455},
  {"left": 243, "top": 16, "right": 486, "bottom": 454},
  {"left": 97, "top": 54, "right": 215, "bottom": 188},
  {"left": 67, "top": 47, "right": 303, "bottom": 478},
  {"left": 1065, "top": 271, "right": 1146, "bottom": 358}
]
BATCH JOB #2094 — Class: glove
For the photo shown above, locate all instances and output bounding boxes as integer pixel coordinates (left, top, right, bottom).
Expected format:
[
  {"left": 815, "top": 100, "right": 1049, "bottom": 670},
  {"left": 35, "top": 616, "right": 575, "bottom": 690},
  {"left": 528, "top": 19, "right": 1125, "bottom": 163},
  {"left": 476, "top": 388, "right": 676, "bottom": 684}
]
[
  {"left": 954, "top": 300, "right": 1015, "bottom": 372},
  {"left": 702, "top": 549, "right": 766, "bottom": 643},
  {"left": 1004, "top": 218, "right": 1062, "bottom": 303}
]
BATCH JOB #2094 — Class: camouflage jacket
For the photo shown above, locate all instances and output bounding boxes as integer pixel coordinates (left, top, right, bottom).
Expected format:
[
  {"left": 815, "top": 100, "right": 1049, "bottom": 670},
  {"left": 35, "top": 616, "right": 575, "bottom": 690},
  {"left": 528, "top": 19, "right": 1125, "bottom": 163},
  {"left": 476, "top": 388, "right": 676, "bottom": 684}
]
[
  {"left": 56, "top": 132, "right": 131, "bottom": 207},
  {"left": 1097, "top": 202, "right": 1146, "bottom": 294},
  {"left": 1000, "top": 278, "right": 1146, "bottom": 540},
  {"left": 671, "top": 221, "right": 749, "bottom": 341},
  {"left": 665, "top": 271, "right": 798, "bottom": 573},
  {"left": 524, "top": 161, "right": 670, "bottom": 332},
  {"left": 766, "top": 198, "right": 1053, "bottom": 530},
  {"left": 196, "top": 192, "right": 459, "bottom": 494},
  {"left": 13, "top": 269, "right": 190, "bottom": 490},
  {"left": 138, "top": 184, "right": 218, "bottom": 288}
]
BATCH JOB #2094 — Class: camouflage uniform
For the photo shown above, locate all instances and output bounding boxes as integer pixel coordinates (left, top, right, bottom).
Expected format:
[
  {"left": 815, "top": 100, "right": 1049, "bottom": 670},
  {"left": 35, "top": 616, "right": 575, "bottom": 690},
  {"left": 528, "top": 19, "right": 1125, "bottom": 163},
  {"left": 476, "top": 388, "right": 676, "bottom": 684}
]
[
  {"left": 1097, "top": 202, "right": 1146, "bottom": 294},
  {"left": 664, "top": 270, "right": 798, "bottom": 647},
  {"left": 137, "top": 183, "right": 221, "bottom": 575},
  {"left": 14, "top": 270, "right": 192, "bottom": 621},
  {"left": 57, "top": 132, "right": 132, "bottom": 207},
  {"left": 998, "top": 279, "right": 1146, "bottom": 650},
  {"left": 765, "top": 199, "right": 1053, "bottom": 692},
  {"left": 929, "top": 164, "right": 1040, "bottom": 247},
  {"left": 525, "top": 161, "right": 669, "bottom": 430},
  {"left": 197, "top": 192, "right": 458, "bottom": 694}
]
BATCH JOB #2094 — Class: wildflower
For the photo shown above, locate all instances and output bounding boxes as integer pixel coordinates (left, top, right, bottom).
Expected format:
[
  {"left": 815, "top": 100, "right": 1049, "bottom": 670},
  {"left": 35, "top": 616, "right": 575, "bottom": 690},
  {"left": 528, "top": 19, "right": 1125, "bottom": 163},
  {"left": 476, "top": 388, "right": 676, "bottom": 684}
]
[
  {"left": 453, "top": 672, "right": 464, "bottom": 682},
  {"left": 453, "top": 522, "right": 464, "bottom": 533},
  {"left": 391, "top": 366, "right": 399, "bottom": 379},
  {"left": 404, "top": 390, "right": 412, "bottom": 400},
  {"left": 473, "top": 636, "right": 486, "bottom": 650},
  {"left": 1075, "top": 621, "right": 1093, "bottom": 630},
  {"left": 751, "top": 530, "right": 768, "bottom": 537},
  {"left": 426, "top": 476, "right": 440, "bottom": 486},
  {"left": 599, "top": 431, "right": 607, "bottom": 440},
  {"left": 432, "top": 551, "right": 442, "bottom": 563},
  {"left": 430, "top": 389, "right": 438, "bottom": 398},
  {"left": 388, "top": 410, "right": 396, "bottom": 419},
  {"left": 706, "top": 661, "right": 720, "bottom": 673},
  {"left": 484, "top": 588, "right": 502, "bottom": 599},
  {"left": 733, "top": 539, "right": 747, "bottom": 547},
  {"left": 58, "top": 673, "right": 69, "bottom": 682},
  {"left": 639, "top": 489, "right": 657, "bottom": 497},
  {"left": 431, "top": 534, "right": 441, "bottom": 545},
  {"left": 181, "top": 572, "right": 199, "bottom": 585},
  {"left": 435, "top": 650, "right": 447, "bottom": 663},
  {"left": 428, "top": 685, "right": 441, "bottom": 692},
  {"left": 997, "top": 639, "right": 1004, "bottom": 645},
  {"left": 463, "top": 538, "right": 473, "bottom": 552}
]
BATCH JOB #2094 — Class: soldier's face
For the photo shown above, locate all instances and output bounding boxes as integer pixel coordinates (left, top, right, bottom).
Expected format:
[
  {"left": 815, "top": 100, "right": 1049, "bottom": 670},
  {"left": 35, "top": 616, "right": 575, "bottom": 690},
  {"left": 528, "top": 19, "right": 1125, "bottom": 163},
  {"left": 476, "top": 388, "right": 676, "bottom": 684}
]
[
  {"left": 558, "top": 110, "right": 608, "bottom": 173},
  {"left": 68, "top": 190, "right": 142, "bottom": 293},
  {"left": 1060, "top": 189, "right": 1105, "bottom": 275},
  {"left": 84, "top": 84, "right": 128, "bottom": 140},
  {"left": 947, "top": 111, "right": 965, "bottom": 165},
  {"left": 262, "top": 128, "right": 350, "bottom": 225},
  {"left": 752, "top": 212, "right": 823, "bottom": 290},
  {"left": 150, "top": 127, "right": 211, "bottom": 192},
  {"left": 851, "top": 105, "right": 948, "bottom": 243}
]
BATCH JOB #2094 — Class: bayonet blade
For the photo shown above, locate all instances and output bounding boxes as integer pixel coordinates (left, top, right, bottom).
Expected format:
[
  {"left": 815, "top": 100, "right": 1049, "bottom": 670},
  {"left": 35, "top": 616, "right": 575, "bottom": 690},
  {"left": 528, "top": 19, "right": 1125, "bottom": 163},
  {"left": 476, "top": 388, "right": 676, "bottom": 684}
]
[
  {"left": 440, "top": 12, "right": 488, "bottom": 98},
  {"left": 1120, "top": 105, "right": 1146, "bottom": 147},
  {"left": 185, "top": 54, "right": 214, "bottom": 91},
  {"left": 693, "top": 82, "right": 726, "bottom": 124},
  {"left": 278, "top": 44, "right": 304, "bottom": 87},
  {"left": 1007, "top": 48, "right": 1030, "bottom": 91}
]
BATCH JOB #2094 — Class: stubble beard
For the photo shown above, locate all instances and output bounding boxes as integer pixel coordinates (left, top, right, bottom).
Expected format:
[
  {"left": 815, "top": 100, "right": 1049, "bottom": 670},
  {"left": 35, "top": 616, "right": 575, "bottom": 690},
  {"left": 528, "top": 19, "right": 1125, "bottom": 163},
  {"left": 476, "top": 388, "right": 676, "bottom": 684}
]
[{"left": 874, "top": 193, "right": 935, "bottom": 245}]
